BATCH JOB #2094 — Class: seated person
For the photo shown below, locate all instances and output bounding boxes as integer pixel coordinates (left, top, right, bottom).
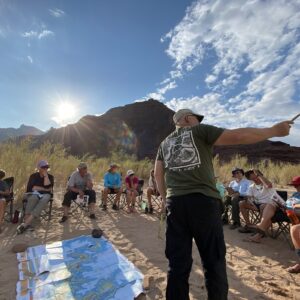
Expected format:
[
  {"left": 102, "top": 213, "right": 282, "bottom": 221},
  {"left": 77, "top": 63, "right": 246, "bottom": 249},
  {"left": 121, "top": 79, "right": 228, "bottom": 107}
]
[
  {"left": 60, "top": 162, "right": 96, "bottom": 223},
  {"left": 146, "top": 169, "right": 159, "bottom": 214},
  {"left": 17, "top": 160, "right": 54, "bottom": 234},
  {"left": 102, "top": 163, "right": 122, "bottom": 211},
  {"left": 0, "top": 169, "right": 10, "bottom": 233},
  {"left": 223, "top": 167, "right": 250, "bottom": 229},
  {"left": 125, "top": 170, "right": 139, "bottom": 213},
  {"left": 286, "top": 176, "right": 300, "bottom": 273},
  {"left": 239, "top": 169, "right": 286, "bottom": 242}
]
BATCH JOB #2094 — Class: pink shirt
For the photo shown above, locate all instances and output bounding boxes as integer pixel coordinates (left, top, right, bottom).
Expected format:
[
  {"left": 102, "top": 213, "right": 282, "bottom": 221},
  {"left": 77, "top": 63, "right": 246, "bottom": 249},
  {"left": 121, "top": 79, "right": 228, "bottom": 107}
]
[{"left": 125, "top": 176, "right": 139, "bottom": 189}]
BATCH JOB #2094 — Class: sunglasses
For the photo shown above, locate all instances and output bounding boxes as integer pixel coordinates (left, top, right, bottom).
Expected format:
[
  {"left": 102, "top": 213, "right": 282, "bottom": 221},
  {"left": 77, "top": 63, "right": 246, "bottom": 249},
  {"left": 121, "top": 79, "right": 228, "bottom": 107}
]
[{"left": 41, "top": 166, "right": 49, "bottom": 169}]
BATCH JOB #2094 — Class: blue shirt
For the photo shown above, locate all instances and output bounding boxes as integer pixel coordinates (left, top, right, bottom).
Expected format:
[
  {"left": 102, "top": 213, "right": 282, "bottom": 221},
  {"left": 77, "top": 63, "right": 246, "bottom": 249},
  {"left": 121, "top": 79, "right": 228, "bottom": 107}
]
[
  {"left": 104, "top": 172, "right": 121, "bottom": 188},
  {"left": 292, "top": 192, "right": 300, "bottom": 199},
  {"left": 229, "top": 178, "right": 250, "bottom": 196}
]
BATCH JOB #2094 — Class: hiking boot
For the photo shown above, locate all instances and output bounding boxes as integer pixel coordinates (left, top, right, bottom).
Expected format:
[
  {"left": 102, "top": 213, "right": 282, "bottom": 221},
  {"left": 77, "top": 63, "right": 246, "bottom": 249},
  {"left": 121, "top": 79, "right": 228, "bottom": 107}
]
[
  {"left": 149, "top": 206, "right": 154, "bottom": 214},
  {"left": 89, "top": 214, "right": 96, "bottom": 220},
  {"left": 16, "top": 223, "right": 27, "bottom": 234},
  {"left": 59, "top": 216, "right": 68, "bottom": 223},
  {"left": 102, "top": 205, "right": 107, "bottom": 211},
  {"left": 145, "top": 207, "right": 149, "bottom": 214},
  {"left": 112, "top": 204, "right": 118, "bottom": 210},
  {"left": 229, "top": 223, "right": 240, "bottom": 230}
]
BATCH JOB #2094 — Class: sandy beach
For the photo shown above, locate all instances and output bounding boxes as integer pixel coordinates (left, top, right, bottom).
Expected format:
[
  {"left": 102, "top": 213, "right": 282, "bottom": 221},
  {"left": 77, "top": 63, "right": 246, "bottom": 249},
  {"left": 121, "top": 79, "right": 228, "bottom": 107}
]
[{"left": 0, "top": 190, "right": 299, "bottom": 300}]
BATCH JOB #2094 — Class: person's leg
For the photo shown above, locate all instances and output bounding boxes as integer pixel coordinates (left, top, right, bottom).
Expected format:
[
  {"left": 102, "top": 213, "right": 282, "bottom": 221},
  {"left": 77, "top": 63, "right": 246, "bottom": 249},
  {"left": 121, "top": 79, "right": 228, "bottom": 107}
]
[
  {"left": 60, "top": 191, "right": 77, "bottom": 222},
  {"left": 115, "top": 189, "right": 122, "bottom": 207},
  {"left": 222, "top": 195, "right": 231, "bottom": 224},
  {"left": 230, "top": 194, "right": 242, "bottom": 228},
  {"left": 287, "top": 224, "right": 300, "bottom": 273},
  {"left": 147, "top": 188, "right": 154, "bottom": 210},
  {"left": 86, "top": 189, "right": 96, "bottom": 217},
  {"left": 165, "top": 196, "right": 193, "bottom": 300},
  {"left": 102, "top": 188, "right": 109, "bottom": 208},
  {"left": 131, "top": 191, "right": 138, "bottom": 212},
  {"left": 189, "top": 194, "right": 228, "bottom": 300},
  {"left": 126, "top": 191, "right": 132, "bottom": 213},
  {"left": 24, "top": 195, "right": 39, "bottom": 225},
  {"left": 27, "top": 194, "right": 51, "bottom": 224},
  {"left": 0, "top": 200, "right": 5, "bottom": 232},
  {"left": 247, "top": 203, "right": 276, "bottom": 243},
  {"left": 239, "top": 201, "right": 258, "bottom": 226}
]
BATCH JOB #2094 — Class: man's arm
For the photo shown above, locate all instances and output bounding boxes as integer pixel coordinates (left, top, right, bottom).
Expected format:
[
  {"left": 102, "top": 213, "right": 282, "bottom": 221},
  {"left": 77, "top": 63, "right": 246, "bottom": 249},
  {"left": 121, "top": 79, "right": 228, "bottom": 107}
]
[
  {"left": 214, "top": 121, "right": 293, "bottom": 146},
  {"left": 154, "top": 160, "right": 166, "bottom": 201},
  {"left": 254, "top": 170, "right": 273, "bottom": 188}
]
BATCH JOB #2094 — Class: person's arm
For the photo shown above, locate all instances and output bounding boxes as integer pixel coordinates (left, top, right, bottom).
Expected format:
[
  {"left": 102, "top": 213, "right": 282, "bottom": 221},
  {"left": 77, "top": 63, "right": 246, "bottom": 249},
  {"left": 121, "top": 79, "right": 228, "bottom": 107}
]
[
  {"left": 0, "top": 186, "right": 10, "bottom": 196},
  {"left": 254, "top": 170, "right": 272, "bottom": 188},
  {"left": 104, "top": 173, "right": 109, "bottom": 188},
  {"left": 214, "top": 121, "right": 293, "bottom": 146},
  {"left": 116, "top": 174, "right": 122, "bottom": 188},
  {"left": 154, "top": 160, "right": 166, "bottom": 202},
  {"left": 133, "top": 178, "right": 138, "bottom": 191},
  {"left": 68, "top": 174, "right": 83, "bottom": 195},
  {"left": 86, "top": 174, "right": 93, "bottom": 189},
  {"left": 239, "top": 180, "right": 250, "bottom": 196}
]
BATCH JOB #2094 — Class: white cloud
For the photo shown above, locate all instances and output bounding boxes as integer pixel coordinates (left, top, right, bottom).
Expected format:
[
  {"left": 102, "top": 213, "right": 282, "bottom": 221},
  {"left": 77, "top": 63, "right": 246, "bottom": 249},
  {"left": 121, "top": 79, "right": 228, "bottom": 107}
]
[
  {"left": 27, "top": 55, "right": 33, "bottom": 63},
  {"left": 159, "top": 0, "right": 300, "bottom": 146},
  {"left": 49, "top": 8, "right": 65, "bottom": 18},
  {"left": 22, "top": 29, "right": 54, "bottom": 39}
]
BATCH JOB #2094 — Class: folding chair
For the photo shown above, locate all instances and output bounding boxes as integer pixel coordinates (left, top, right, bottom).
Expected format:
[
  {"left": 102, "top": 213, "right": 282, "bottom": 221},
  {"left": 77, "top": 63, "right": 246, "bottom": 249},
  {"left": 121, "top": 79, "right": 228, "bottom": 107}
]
[
  {"left": 71, "top": 193, "right": 90, "bottom": 213},
  {"left": 270, "top": 190, "right": 293, "bottom": 248},
  {"left": 136, "top": 179, "right": 144, "bottom": 207},
  {"left": 21, "top": 192, "right": 54, "bottom": 222},
  {"left": 150, "top": 192, "right": 163, "bottom": 212},
  {"left": 3, "top": 177, "right": 14, "bottom": 222},
  {"left": 100, "top": 188, "right": 125, "bottom": 209}
]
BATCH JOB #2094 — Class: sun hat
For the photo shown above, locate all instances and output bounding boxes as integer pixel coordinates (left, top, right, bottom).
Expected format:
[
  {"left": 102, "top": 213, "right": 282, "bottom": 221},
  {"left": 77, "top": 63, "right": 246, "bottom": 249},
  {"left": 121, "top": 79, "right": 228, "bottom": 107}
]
[
  {"left": 127, "top": 170, "right": 134, "bottom": 176},
  {"left": 232, "top": 167, "right": 244, "bottom": 176},
  {"left": 78, "top": 162, "right": 88, "bottom": 169},
  {"left": 173, "top": 109, "right": 204, "bottom": 124},
  {"left": 37, "top": 160, "right": 49, "bottom": 169},
  {"left": 287, "top": 176, "right": 300, "bottom": 186}
]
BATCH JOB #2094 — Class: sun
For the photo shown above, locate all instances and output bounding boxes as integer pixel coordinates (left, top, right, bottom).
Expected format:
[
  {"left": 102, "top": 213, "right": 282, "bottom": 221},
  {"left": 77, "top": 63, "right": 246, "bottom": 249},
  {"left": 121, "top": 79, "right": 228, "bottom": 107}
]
[{"left": 53, "top": 101, "right": 78, "bottom": 126}]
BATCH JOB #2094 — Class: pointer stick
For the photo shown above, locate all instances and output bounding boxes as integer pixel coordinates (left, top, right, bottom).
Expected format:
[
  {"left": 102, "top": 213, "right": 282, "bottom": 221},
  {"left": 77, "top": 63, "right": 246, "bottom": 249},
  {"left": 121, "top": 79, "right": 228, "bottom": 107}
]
[{"left": 291, "top": 113, "right": 300, "bottom": 122}]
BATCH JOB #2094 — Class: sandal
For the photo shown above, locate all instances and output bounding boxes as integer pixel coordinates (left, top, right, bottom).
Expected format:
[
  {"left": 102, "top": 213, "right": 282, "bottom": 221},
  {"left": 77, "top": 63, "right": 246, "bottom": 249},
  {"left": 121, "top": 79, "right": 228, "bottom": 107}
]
[{"left": 287, "top": 264, "right": 300, "bottom": 274}]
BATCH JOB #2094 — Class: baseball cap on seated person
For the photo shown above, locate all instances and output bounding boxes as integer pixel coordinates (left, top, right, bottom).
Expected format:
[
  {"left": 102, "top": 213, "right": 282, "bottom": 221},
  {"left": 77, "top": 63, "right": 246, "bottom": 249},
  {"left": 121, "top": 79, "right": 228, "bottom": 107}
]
[
  {"left": 127, "top": 170, "right": 134, "bottom": 176},
  {"left": 287, "top": 176, "right": 300, "bottom": 186},
  {"left": 110, "top": 163, "right": 118, "bottom": 169},
  {"left": 173, "top": 109, "right": 204, "bottom": 124},
  {"left": 37, "top": 160, "right": 49, "bottom": 169},
  {"left": 231, "top": 167, "right": 244, "bottom": 176},
  {"left": 78, "top": 162, "right": 88, "bottom": 169}
]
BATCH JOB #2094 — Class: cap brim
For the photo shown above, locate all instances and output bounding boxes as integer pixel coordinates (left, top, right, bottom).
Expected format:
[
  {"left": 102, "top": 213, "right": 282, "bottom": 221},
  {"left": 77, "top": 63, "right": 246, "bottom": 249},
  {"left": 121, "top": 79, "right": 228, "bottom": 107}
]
[{"left": 195, "top": 115, "right": 204, "bottom": 123}]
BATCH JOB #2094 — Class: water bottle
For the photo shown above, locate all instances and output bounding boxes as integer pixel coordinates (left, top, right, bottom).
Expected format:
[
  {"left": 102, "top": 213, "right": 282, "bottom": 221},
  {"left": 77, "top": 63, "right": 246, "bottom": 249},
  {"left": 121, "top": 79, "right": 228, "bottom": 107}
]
[{"left": 286, "top": 208, "right": 300, "bottom": 225}]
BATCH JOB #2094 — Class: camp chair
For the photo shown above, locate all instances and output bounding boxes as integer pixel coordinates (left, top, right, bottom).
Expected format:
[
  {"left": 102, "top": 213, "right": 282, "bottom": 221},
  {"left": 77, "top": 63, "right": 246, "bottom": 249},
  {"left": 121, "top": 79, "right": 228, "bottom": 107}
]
[
  {"left": 3, "top": 177, "right": 14, "bottom": 222},
  {"left": 21, "top": 191, "right": 54, "bottom": 222},
  {"left": 270, "top": 190, "right": 293, "bottom": 248},
  {"left": 120, "top": 179, "right": 144, "bottom": 210},
  {"left": 71, "top": 192, "right": 90, "bottom": 213},
  {"left": 150, "top": 191, "right": 163, "bottom": 212}
]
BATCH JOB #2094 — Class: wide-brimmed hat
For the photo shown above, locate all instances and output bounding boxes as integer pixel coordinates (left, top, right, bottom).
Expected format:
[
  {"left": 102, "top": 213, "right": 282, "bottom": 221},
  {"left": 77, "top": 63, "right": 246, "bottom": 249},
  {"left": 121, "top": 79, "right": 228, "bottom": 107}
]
[
  {"left": 173, "top": 109, "right": 204, "bottom": 124},
  {"left": 127, "top": 169, "right": 134, "bottom": 176},
  {"left": 287, "top": 176, "right": 300, "bottom": 186}
]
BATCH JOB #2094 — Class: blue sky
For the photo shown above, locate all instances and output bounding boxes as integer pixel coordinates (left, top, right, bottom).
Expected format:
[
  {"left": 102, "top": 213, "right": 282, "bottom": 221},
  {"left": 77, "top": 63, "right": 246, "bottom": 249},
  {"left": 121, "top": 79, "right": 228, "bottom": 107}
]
[{"left": 0, "top": 0, "right": 300, "bottom": 146}]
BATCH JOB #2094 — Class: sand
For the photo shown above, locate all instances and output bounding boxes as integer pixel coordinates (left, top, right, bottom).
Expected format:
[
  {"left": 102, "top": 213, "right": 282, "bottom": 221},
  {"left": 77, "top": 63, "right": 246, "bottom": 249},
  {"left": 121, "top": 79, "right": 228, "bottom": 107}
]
[{"left": 0, "top": 190, "right": 299, "bottom": 300}]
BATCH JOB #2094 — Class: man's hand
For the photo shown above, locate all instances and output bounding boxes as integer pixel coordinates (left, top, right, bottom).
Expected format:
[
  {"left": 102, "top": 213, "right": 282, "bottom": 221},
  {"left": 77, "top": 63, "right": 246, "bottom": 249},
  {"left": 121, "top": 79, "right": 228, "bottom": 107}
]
[
  {"left": 253, "top": 169, "right": 263, "bottom": 177},
  {"left": 79, "top": 190, "right": 84, "bottom": 199},
  {"left": 270, "top": 121, "right": 293, "bottom": 137}
]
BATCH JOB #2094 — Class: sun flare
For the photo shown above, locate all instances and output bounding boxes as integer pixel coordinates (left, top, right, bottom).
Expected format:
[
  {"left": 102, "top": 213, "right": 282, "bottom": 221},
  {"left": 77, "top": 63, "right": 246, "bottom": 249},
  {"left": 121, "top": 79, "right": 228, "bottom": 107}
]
[{"left": 53, "top": 101, "right": 78, "bottom": 126}]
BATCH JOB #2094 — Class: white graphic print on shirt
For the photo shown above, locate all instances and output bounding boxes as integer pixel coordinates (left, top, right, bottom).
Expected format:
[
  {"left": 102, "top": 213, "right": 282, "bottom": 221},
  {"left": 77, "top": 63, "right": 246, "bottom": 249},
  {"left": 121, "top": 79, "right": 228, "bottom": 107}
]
[{"left": 161, "top": 129, "right": 201, "bottom": 171}]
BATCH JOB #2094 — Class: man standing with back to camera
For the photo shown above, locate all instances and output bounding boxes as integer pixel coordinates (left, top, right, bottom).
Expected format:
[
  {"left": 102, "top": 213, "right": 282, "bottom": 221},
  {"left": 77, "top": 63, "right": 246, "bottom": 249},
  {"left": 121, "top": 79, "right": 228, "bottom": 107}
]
[{"left": 154, "top": 108, "right": 293, "bottom": 300}]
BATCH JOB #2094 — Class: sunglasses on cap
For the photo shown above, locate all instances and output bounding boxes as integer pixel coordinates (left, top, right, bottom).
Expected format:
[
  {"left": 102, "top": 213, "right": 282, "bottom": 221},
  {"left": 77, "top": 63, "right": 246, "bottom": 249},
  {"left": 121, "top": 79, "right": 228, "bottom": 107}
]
[{"left": 41, "top": 166, "right": 49, "bottom": 169}]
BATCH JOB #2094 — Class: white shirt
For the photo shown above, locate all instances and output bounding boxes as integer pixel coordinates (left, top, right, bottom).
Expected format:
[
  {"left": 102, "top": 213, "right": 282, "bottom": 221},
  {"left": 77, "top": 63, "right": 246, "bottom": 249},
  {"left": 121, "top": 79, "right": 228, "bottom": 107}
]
[{"left": 247, "top": 183, "right": 285, "bottom": 206}]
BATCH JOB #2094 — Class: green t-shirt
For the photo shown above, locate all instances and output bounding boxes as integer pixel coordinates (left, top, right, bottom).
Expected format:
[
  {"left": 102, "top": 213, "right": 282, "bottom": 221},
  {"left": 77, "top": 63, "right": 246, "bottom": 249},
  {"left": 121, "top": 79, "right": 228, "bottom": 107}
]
[{"left": 156, "top": 123, "right": 224, "bottom": 199}]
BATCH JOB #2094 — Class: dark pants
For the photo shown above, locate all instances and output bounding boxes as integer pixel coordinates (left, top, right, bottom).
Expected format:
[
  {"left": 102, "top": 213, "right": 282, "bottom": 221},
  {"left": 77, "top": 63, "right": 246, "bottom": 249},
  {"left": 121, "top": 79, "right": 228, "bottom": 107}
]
[
  {"left": 224, "top": 195, "right": 244, "bottom": 225},
  {"left": 165, "top": 193, "right": 228, "bottom": 300},
  {"left": 62, "top": 189, "right": 96, "bottom": 207}
]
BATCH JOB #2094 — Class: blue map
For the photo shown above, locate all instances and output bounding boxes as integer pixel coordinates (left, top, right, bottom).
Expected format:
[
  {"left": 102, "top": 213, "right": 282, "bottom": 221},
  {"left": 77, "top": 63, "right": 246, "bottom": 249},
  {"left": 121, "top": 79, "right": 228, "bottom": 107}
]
[{"left": 16, "top": 235, "right": 144, "bottom": 299}]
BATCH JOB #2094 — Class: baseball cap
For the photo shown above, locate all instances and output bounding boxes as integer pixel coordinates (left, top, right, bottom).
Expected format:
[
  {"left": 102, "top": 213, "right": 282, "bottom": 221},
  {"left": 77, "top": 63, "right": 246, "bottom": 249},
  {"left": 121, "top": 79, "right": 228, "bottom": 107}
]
[
  {"left": 173, "top": 109, "right": 204, "bottom": 124},
  {"left": 37, "top": 160, "right": 49, "bottom": 169},
  {"left": 287, "top": 176, "right": 300, "bottom": 186},
  {"left": 127, "top": 169, "right": 134, "bottom": 176},
  {"left": 110, "top": 163, "right": 118, "bottom": 169},
  {"left": 78, "top": 162, "right": 88, "bottom": 169}
]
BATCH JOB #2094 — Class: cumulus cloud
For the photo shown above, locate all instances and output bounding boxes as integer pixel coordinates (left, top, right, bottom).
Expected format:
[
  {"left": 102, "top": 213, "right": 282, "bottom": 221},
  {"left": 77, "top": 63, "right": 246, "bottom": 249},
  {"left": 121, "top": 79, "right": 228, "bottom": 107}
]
[
  {"left": 49, "top": 8, "right": 65, "bottom": 18},
  {"left": 160, "top": 0, "right": 300, "bottom": 145},
  {"left": 22, "top": 29, "right": 54, "bottom": 39}
]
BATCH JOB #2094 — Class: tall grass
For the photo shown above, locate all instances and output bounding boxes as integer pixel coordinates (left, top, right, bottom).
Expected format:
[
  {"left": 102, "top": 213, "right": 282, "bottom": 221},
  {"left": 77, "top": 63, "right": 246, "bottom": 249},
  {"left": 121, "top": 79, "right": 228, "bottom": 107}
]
[{"left": 0, "top": 140, "right": 299, "bottom": 204}]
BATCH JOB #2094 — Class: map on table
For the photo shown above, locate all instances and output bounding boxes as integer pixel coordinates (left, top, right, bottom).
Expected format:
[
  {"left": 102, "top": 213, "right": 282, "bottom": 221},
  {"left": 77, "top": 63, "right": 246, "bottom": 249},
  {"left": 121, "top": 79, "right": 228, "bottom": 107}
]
[{"left": 16, "top": 235, "right": 144, "bottom": 299}]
